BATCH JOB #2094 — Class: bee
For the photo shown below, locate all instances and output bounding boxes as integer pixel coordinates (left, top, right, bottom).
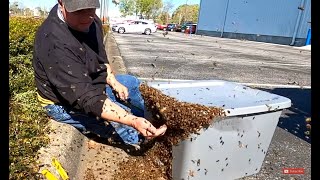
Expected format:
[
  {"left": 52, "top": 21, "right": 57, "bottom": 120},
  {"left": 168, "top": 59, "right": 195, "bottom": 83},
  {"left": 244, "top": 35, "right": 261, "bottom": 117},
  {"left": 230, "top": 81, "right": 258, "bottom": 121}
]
[
  {"left": 204, "top": 168, "right": 208, "bottom": 175},
  {"left": 197, "top": 159, "right": 201, "bottom": 166}
]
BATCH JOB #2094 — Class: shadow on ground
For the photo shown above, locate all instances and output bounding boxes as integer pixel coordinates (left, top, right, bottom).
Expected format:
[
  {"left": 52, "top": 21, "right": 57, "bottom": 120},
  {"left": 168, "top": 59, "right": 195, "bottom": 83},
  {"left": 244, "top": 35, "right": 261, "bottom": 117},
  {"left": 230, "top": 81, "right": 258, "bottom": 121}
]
[
  {"left": 258, "top": 87, "right": 311, "bottom": 143},
  {"left": 83, "top": 132, "right": 157, "bottom": 156}
]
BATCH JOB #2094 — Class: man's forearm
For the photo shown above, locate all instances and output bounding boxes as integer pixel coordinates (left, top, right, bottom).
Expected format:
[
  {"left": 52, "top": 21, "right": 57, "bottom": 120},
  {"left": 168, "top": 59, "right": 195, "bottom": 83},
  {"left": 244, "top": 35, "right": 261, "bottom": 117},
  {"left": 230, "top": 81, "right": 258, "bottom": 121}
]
[
  {"left": 100, "top": 94, "right": 167, "bottom": 139},
  {"left": 100, "top": 98, "right": 136, "bottom": 127}
]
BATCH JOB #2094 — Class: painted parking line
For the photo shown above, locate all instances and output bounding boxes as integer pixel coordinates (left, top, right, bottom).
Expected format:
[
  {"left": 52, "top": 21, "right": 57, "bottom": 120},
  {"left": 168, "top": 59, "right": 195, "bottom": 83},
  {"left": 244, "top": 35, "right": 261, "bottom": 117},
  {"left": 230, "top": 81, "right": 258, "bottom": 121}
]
[
  {"left": 238, "top": 82, "right": 311, "bottom": 89},
  {"left": 138, "top": 77, "right": 311, "bottom": 89},
  {"left": 121, "top": 54, "right": 310, "bottom": 67}
]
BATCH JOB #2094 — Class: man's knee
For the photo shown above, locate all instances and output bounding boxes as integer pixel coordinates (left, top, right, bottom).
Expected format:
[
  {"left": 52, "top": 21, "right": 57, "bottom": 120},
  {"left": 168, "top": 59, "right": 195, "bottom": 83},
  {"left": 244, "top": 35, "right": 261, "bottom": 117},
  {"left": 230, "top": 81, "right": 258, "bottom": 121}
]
[{"left": 116, "top": 74, "right": 140, "bottom": 87}]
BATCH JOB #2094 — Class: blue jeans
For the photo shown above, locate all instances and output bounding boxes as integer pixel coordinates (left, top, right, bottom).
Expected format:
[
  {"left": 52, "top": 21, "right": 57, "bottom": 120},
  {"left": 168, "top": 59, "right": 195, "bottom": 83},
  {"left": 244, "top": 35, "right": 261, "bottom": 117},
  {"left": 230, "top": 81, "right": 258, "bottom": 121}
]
[{"left": 44, "top": 75, "right": 145, "bottom": 145}]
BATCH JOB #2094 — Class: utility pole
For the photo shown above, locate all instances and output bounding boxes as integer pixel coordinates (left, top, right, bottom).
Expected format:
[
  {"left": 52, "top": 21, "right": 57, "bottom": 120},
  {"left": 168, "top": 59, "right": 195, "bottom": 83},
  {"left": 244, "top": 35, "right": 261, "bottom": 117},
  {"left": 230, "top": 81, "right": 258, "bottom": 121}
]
[
  {"left": 100, "top": 0, "right": 109, "bottom": 24},
  {"left": 184, "top": 0, "right": 188, "bottom": 23},
  {"left": 106, "top": 0, "right": 109, "bottom": 22},
  {"left": 99, "top": 0, "right": 109, "bottom": 24},
  {"left": 100, "top": 0, "right": 103, "bottom": 20},
  {"left": 103, "top": 0, "right": 106, "bottom": 23}
]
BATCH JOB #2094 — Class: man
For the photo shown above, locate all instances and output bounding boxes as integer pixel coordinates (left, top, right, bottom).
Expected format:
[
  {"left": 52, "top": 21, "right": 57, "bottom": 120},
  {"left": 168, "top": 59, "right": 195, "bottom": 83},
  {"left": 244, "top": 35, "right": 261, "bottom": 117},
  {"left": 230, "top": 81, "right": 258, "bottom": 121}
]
[{"left": 32, "top": 0, "right": 167, "bottom": 145}]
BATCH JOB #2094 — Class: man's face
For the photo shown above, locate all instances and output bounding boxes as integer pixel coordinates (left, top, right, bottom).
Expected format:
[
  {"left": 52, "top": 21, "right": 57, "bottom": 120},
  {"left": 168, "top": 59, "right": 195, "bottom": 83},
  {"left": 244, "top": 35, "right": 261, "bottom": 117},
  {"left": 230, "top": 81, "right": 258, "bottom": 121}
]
[{"left": 61, "top": 4, "right": 96, "bottom": 32}]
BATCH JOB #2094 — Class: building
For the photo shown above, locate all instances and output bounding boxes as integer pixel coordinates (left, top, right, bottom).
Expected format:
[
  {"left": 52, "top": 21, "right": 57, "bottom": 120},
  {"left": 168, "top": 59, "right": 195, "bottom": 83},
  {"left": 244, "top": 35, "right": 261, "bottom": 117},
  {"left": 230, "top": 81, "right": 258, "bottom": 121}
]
[{"left": 196, "top": 0, "right": 311, "bottom": 46}]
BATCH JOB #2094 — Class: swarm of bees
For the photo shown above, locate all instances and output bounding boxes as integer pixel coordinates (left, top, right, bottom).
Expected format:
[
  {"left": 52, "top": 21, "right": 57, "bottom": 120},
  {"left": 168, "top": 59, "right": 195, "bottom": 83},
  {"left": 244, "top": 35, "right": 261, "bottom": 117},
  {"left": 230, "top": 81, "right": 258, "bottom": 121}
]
[{"left": 112, "top": 84, "right": 225, "bottom": 180}]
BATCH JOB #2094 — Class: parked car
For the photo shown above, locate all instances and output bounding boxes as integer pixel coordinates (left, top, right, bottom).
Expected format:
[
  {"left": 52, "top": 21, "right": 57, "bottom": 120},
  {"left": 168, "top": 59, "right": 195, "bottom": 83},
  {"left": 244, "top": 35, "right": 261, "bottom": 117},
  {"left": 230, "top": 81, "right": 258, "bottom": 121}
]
[
  {"left": 156, "top": 23, "right": 167, "bottom": 30},
  {"left": 112, "top": 20, "right": 157, "bottom": 35},
  {"left": 181, "top": 22, "right": 195, "bottom": 33},
  {"left": 175, "top": 24, "right": 182, "bottom": 32},
  {"left": 165, "top": 23, "right": 178, "bottom": 31},
  {"left": 111, "top": 19, "right": 134, "bottom": 25},
  {"left": 185, "top": 24, "right": 197, "bottom": 34}
]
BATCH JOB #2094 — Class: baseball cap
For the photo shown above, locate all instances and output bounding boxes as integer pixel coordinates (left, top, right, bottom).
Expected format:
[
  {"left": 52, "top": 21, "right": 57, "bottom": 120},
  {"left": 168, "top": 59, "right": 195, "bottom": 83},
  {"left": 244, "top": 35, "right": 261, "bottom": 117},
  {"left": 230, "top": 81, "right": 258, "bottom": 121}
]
[{"left": 61, "top": 0, "right": 100, "bottom": 12}]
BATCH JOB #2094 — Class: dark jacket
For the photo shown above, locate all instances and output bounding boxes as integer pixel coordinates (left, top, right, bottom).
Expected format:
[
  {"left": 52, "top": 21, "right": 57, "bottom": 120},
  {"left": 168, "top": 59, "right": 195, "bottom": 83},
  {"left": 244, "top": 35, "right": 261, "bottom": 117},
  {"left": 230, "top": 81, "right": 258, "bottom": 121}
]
[{"left": 33, "top": 4, "right": 109, "bottom": 117}]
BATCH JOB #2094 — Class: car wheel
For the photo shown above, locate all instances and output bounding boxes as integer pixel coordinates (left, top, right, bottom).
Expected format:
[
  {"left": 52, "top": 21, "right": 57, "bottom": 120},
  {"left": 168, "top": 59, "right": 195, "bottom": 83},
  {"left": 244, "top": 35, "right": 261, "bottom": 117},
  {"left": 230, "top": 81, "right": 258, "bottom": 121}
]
[
  {"left": 163, "top": 28, "right": 166, "bottom": 31},
  {"left": 145, "top": 28, "right": 151, "bottom": 35},
  {"left": 118, "top": 27, "right": 125, "bottom": 34}
]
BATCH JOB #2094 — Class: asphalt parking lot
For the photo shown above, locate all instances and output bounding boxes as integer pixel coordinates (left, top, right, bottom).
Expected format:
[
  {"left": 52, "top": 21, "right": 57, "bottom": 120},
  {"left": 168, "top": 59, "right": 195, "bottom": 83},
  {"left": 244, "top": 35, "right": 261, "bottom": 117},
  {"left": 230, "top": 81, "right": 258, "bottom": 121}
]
[
  {"left": 115, "top": 31, "right": 310, "bottom": 86},
  {"left": 111, "top": 31, "right": 311, "bottom": 179}
]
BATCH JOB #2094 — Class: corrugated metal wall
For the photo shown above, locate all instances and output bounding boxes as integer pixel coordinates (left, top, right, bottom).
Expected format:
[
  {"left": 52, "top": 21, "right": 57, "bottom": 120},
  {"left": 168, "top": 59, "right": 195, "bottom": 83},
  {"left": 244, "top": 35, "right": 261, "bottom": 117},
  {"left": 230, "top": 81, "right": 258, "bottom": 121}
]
[
  {"left": 197, "top": 0, "right": 311, "bottom": 45},
  {"left": 197, "top": 0, "right": 227, "bottom": 32},
  {"left": 297, "top": 0, "right": 311, "bottom": 38}
]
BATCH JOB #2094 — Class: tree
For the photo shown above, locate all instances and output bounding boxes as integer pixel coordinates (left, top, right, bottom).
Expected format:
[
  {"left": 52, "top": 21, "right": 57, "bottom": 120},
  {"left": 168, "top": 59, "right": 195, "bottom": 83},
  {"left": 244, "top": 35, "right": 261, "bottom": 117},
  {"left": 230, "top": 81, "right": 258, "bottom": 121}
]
[
  {"left": 119, "top": 0, "right": 136, "bottom": 17},
  {"left": 171, "top": 4, "right": 199, "bottom": 24},
  {"left": 119, "top": 0, "right": 163, "bottom": 19},
  {"left": 136, "top": 0, "right": 163, "bottom": 19},
  {"left": 160, "top": 0, "right": 174, "bottom": 24},
  {"left": 23, "top": 8, "right": 33, "bottom": 16},
  {"left": 34, "top": 7, "right": 48, "bottom": 17},
  {"left": 112, "top": 0, "right": 120, "bottom": 5},
  {"left": 9, "top": 2, "right": 23, "bottom": 15},
  {"left": 158, "top": 12, "right": 170, "bottom": 24}
]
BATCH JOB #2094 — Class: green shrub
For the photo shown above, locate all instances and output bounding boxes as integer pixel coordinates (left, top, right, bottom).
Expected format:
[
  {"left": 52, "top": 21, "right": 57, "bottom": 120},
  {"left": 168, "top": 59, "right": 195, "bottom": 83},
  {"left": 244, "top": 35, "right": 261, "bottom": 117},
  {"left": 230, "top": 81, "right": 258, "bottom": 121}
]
[
  {"left": 9, "top": 17, "right": 50, "bottom": 180},
  {"left": 9, "top": 54, "right": 35, "bottom": 97},
  {"left": 9, "top": 17, "right": 43, "bottom": 56}
]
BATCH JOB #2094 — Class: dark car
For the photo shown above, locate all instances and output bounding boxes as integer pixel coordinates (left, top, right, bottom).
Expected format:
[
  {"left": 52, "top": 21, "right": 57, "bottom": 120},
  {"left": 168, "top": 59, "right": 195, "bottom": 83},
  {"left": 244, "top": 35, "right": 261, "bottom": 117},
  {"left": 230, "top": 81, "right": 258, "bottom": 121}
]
[
  {"left": 175, "top": 24, "right": 182, "bottom": 32},
  {"left": 165, "top": 23, "right": 178, "bottom": 31},
  {"left": 185, "top": 24, "right": 197, "bottom": 34},
  {"left": 181, "top": 22, "right": 195, "bottom": 32}
]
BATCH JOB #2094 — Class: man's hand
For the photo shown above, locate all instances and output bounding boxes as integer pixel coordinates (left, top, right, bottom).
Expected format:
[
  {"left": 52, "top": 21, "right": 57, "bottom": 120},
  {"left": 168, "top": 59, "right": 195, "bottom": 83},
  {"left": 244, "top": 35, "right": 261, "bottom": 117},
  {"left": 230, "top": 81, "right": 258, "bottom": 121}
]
[
  {"left": 111, "top": 81, "right": 129, "bottom": 101},
  {"left": 131, "top": 117, "right": 167, "bottom": 139},
  {"left": 105, "top": 64, "right": 128, "bottom": 101}
]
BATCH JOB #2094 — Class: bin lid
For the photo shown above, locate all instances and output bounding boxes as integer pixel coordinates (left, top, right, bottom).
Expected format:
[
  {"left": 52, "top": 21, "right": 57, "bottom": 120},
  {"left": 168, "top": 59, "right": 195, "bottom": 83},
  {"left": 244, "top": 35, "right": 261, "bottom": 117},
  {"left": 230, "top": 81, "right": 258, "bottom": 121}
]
[{"left": 146, "top": 80, "right": 291, "bottom": 116}]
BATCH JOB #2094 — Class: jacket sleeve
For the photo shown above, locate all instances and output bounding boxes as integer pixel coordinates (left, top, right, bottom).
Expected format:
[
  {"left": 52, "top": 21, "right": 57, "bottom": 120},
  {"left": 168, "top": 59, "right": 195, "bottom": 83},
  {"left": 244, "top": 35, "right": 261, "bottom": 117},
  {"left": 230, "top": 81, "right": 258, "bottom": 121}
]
[{"left": 42, "top": 43, "right": 107, "bottom": 117}]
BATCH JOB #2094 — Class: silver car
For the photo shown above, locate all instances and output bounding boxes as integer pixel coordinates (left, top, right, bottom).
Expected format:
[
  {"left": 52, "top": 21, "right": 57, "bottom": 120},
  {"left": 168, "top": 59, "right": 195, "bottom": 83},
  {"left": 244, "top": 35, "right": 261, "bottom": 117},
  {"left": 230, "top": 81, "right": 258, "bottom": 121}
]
[{"left": 112, "top": 20, "right": 157, "bottom": 35}]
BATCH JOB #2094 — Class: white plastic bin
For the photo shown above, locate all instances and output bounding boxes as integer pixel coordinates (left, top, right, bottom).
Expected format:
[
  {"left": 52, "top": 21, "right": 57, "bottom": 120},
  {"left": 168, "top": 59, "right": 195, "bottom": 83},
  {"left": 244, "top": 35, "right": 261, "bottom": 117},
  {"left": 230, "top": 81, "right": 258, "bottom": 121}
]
[{"left": 146, "top": 80, "right": 291, "bottom": 180}]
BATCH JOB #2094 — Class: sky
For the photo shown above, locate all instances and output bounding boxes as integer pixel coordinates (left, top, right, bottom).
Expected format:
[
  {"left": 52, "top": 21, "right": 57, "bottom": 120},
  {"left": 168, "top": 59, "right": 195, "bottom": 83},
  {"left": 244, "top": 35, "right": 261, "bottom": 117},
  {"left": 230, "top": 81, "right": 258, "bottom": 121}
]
[{"left": 10, "top": 0, "right": 201, "bottom": 17}]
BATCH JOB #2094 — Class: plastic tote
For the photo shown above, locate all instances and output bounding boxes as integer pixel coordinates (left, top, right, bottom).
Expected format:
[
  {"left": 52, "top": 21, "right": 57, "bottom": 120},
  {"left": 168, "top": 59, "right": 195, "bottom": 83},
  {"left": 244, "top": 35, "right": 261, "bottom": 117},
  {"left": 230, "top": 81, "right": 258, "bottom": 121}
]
[{"left": 145, "top": 80, "right": 291, "bottom": 180}]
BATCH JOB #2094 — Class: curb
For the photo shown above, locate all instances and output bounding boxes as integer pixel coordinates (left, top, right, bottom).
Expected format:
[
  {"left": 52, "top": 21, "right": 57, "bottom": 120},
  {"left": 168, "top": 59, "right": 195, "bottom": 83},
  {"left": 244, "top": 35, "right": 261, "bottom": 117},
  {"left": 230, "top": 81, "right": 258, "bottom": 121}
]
[
  {"left": 37, "top": 120, "right": 85, "bottom": 179},
  {"left": 293, "top": 45, "right": 311, "bottom": 51},
  {"left": 104, "top": 32, "right": 127, "bottom": 74}
]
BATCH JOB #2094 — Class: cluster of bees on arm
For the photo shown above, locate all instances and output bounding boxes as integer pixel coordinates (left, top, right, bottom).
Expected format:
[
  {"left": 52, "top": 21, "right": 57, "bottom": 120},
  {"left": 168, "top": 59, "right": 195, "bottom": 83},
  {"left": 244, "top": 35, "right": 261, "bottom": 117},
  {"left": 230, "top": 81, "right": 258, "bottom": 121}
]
[{"left": 112, "top": 83, "right": 226, "bottom": 180}]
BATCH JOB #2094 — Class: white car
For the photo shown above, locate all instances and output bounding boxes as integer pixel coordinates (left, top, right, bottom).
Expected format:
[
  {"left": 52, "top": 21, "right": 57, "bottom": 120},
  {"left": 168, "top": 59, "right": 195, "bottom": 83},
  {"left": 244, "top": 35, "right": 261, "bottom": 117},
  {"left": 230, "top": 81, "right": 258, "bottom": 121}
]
[{"left": 112, "top": 20, "right": 157, "bottom": 35}]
